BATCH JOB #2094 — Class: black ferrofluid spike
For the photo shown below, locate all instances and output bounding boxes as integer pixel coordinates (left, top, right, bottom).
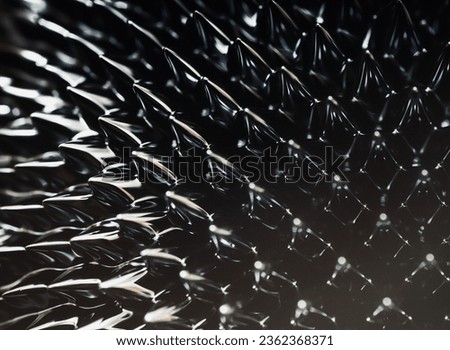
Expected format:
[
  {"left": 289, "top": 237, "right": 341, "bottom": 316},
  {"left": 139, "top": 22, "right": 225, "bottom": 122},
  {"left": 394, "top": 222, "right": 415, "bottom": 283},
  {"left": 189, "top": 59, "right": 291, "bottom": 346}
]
[{"left": 1, "top": 0, "right": 450, "bottom": 330}]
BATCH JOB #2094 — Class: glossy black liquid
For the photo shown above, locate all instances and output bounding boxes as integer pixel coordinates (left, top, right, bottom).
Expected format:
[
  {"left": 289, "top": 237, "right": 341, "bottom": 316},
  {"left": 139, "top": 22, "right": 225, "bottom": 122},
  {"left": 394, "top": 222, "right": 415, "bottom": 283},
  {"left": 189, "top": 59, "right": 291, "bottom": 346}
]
[{"left": 0, "top": 0, "right": 450, "bottom": 329}]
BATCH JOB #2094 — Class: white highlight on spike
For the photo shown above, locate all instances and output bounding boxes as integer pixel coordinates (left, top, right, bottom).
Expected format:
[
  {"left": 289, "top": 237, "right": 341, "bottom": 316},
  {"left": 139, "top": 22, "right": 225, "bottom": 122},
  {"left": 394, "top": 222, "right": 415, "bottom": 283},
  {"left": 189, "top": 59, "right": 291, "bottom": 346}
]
[
  {"left": 441, "top": 120, "right": 450, "bottom": 128},
  {"left": 382, "top": 297, "right": 392, "bottom": 307},
  {"left": 0, "top": 105, "right": 11, "bottom": 115},
  {"left": 293, "top": 218, "right": 302, "bottom": 226},
  {"left": 297, "top": 300, "right": 307, "bottom": 310},
  {"left": 254, "top": 261, "right": 264, "bottom": 270},
  {"left": 179, "top": 270, "right": 189, "bottom": 279},
  {"left": 219, "top": 304, "right": 233, "bottom": 316},
  {"left": 338, "top": 256, "right": 347, "bottom": 265}
]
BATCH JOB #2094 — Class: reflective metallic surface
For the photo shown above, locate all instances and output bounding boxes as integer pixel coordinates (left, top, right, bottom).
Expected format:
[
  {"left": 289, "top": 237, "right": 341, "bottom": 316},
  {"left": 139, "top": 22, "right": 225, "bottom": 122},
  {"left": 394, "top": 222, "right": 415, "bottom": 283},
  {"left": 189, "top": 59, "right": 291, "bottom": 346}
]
[{"left": 1, "top": 0, "right": 450, "bottom": 329}]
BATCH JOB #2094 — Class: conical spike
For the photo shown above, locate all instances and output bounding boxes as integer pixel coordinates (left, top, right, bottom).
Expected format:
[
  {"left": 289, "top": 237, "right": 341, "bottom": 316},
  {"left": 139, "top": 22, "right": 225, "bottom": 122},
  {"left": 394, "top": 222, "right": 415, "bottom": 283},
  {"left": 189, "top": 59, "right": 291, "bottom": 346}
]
[
  {"left": 190, "top": 10, "right": 231, "bottom": 57},
  {"left": 98, "top": 116, "right": 149, "bottom": 154},
  {"left": 67, "top": 86, "right": 119, "bottom": 130},
  {"left": 70, "top": 221, "right": 140, "bottom": 264},
  {"left": 369, "top": 0, "right": 422, "bottom": 69},
  {"left": 31, "top": 112, "right": 86, "bottom": 146},
  {"left": 133, "top": 82, "right": 173, "bottom": 120},
  {"left": 200, "top": 78, "right": 241, "bottom": 128},
  {"left": 354, "top": 50, "right": 390, "bottom": 112},
  {"left": 169, "top": 116, "right": 209, "bottom": 151},
  {"left": 256, "top": 0, "right": 299, "bottom": 51},
  {"left": 42, "top": 184, "right": 110, "bottom": 226},
  {"left": 163, "top": 47, "right": 202, "bottom": 89},
  {"left": 227, "top": 38, "right": 272, "bottom": 93},
  {"left": 430, "top": 42, "right": 450, "bottom": 106},
  {"left": 59, "top": 131, "right": 116, "bottom": 175},
  {"left": 266, "top": 66, "right": 312, "bottom": 115}
]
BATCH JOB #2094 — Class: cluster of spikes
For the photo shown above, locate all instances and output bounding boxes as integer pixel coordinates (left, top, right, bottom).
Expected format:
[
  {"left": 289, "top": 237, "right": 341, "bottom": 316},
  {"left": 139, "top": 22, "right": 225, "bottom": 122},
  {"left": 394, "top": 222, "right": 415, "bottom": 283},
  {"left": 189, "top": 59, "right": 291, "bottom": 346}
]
[{"left": 1, "top": 0, "right": 450, "bottom": 329}]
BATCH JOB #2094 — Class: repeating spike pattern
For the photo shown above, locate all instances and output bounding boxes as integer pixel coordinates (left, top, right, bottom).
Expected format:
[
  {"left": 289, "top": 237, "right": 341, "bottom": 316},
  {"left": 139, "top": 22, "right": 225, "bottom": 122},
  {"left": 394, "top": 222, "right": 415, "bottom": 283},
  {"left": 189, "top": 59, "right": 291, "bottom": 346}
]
[{"left": 1, "top": 0, "right": 450, "bottom": 329}]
